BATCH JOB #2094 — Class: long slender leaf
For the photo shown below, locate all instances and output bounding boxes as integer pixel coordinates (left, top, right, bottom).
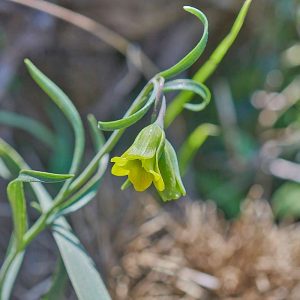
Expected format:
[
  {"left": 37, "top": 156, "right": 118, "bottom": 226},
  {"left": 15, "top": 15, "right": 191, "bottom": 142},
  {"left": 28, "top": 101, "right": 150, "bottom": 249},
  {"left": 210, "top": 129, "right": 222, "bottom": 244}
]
[
  {"left": 159, "top": 6, "right": 208, "bottom": 79},
  {"left": 52, "top": 224, "right": 111, "bottom": 300},
  {"left": 7, "top": 180, "right": 27, "bottom": 248},
  {"left": 56, "top": 115, "right": 108, "bottom": 217},
  {"left": 165, "top": 0, "right": 252, "bottom": 125},
  {"left": 47, "top": 104, "right": 74, "bottom": 174},
  {"left": 0, "top": 138, "right": 111, "bottom": 300},
  {"left": 19, "top": 170, "right": 74, "bottom": 183},
  {"left": 0, "top": 158, "right": 11, "bottom": 179},
  {"left": 0, "top": 236, "right": 24, "bottom": 300},
  {"left": 163, "top": 79, "right": 211, "bottom": 113},
  {"left": 98, "top": 79, "right": 159, "bottom": 131},
  {"left": 0, "top": 111, "right": 55, "bottom": 148},
  {"left": 0, "top": 250, "right": 24, "bottom": 300},
  {"left": 24, "top": 59, "right": 85, "bottom": 175},
  {"left": 7, "top": 170, "right": 73, "bottom": 249},
  {"left": 178, "top": 123, "right": 219, "bottom": 175},
  {"left": 88, "top": 114, "right": 105, "bottom": 149}
]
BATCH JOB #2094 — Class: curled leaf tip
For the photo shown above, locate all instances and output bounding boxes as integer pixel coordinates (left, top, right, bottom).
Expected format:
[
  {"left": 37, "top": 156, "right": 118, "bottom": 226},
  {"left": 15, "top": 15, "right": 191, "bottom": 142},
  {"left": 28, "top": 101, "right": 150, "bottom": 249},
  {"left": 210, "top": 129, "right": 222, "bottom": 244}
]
[
  {"left": 183, "top": 5, "right": 195, "bottom": 12},
  {"left": 24, "top": 58, "right": 33, "bottom": 69},
  {"left": 158, "top": 6, "right": 208, "bottom": 79}
]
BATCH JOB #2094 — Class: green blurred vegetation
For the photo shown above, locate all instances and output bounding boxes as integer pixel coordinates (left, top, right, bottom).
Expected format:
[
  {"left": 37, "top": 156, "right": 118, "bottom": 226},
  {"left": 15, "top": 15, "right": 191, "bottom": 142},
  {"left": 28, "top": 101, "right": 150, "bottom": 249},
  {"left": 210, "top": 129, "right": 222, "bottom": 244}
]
[{"left": 180, "top": 0, "right": 300, "bottom": 218}]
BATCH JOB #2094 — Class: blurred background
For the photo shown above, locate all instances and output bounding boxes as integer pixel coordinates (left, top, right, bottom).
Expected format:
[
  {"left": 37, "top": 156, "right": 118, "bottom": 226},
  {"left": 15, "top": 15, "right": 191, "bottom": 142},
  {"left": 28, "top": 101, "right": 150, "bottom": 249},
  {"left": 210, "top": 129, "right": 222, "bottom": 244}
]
[{"left": 2, "top": 0, "right": 300, "bottom": 299}]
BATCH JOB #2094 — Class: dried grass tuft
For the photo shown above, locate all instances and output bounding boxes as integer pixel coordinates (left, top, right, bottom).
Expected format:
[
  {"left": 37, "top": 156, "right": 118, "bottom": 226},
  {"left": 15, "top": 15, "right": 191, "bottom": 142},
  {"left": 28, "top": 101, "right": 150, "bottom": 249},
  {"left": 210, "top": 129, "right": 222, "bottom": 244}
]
[{"left": 107, "top": 198, "right": 300, "bottom": 300}]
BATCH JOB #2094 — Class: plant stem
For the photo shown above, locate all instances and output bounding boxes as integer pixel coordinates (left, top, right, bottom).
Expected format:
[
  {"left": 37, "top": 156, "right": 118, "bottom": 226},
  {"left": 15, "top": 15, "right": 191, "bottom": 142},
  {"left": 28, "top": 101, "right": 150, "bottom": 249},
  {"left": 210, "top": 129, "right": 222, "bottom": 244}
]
[
  {"left": 22, "top": 210, "right": 53, "bottom": 247},
  {"left": 0, "top": 250, "right": 18, "bottom": 290},
  {"left": 4, "top": 79, "right": 155, "bottom": 256},
  {"left": 1, "top": 76, "right": 163, "bottom": 286},
  {"left": 155, "top": 96, "right": 166, "bottom": 129},
  {"left": 59, "top": 80, "right": 154, "bottom": 198}
]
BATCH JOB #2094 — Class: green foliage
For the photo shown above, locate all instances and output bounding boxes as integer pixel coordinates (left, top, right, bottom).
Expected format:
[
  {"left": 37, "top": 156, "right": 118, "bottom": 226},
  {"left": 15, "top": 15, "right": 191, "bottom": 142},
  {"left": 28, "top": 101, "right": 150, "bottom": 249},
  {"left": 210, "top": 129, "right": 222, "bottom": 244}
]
[
  {"left": 158, "top": 6, "right": 208, "bottom": 79},
  {"left": 179, "top": 124, "right": 219, "bottom": 175},
  {"left": 165, "top": 0, "right": 253, "bottom": 126},
  {"left": 98, "top": 80, "right": 157, "bottom": 131},
  {"left": 0, "top": 240, "right": 24, "bottom": 300},
  {"left": 0, "top": 3, "right": 253, "bottom": 299},
  {"left": 19, "top": 170, "right": 74, "bottom": 183},
  {"left": 0, "top": 111, "right": 55, "bottom": 148},
  {"left": 0, "top": 138, "right": 111, "bottom": 300},
  {"left": 7, "top": 180, "right": 27, "bottom": 248},
  {"left": 24, "top": 59, "right": 85, "bottom": 176},
  {"left": 272, "top": 182, "right": 300, "bottom": 219},
  {"left": 163, "top": 79, "right": 211, "bottom": 113}
]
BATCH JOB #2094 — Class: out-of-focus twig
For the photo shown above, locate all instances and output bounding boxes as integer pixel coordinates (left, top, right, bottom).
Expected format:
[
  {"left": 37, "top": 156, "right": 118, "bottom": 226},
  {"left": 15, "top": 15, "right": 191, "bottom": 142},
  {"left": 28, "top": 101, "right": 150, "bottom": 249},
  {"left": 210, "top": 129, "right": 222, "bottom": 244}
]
[{"left": 8, "top": 0, "right": 158, "bottom": 78}]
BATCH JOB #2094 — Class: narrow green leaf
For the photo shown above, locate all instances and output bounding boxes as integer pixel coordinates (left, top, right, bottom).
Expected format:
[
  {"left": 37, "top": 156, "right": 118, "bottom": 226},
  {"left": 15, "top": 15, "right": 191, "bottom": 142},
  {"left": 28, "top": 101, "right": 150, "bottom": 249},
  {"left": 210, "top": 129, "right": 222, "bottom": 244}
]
[
  {"left": 0, "top": 237, "right": 24, "bottom": 300},
  {"left": 98, "top": 79, "right": 159, "bottom": 131},
  {"left": 0, "top": 138, "right": 111, "bottom": 300},
  {"left": 178, "top": 123, "right": 219, "bottom": 175},
  {"left": 88, "top": 114, "right": 105, "bottom": 149},
  {"left": 0, "top": 142, "right": 27, "bottom": 177},
  {"left": 194, "top": 0, "right": 252, "bottom": 83},
  {"left": 6, "top": 170, "right": 72, "bottom": 248},
  {"left": 165, "top": 0, "right": 252, "bottom": 125},
  {"left": 7, "top": 180, "right": 27, "bottom": 248},
  {"left": 24, "top": 59, "right": 85, "bottom": 175},
  {"left": 163, "top": 79, "right": 211, "bottom": 113},
  {"left": 53, "top": 191, "right": 97, "bottom": 219},
  {"left": 47, "top": 105, "right": 74, "bottom": 174},
  {"left": 52, "top": 224, "right": 111, "bottom": 300},
  {"left": 19, "top": 170, "right": 74, "bottom": 183},
  {"left": 1, "top": 252, "right": 24, "bottom": 300},
  {"left": 159, "top": 6, "right": 208, "bottom": 79},
  {"left": 0, "top": 158, "right": 11, "bottom": 179},
  {"left": 55, "top": 115, "right": 108, "bottom": 217},
  {"left": 0, "top": 111, "right": 55, "bottom": 148}
]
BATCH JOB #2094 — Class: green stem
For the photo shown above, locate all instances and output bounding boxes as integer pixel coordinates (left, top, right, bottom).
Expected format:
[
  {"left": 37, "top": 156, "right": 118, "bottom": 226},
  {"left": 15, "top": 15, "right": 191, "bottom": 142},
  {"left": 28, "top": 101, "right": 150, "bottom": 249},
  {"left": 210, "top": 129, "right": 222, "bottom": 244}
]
[
  {"left": 155, "top": 96, "right": 166, "bottom": 129},
  {"left": 5, "top": 79, "right": 155, "bottom": 254},
  {"left": 59, "top": 80, "right": 154, "bottom": 199},
  {"left": 0, "top": 79, "right": 154, "bottom": 268},
  {"left": 22, "top": 210, "right": 52, "bottom": 247},
  {"left": 0, "top": 250, "right": 18, "bottom": 290}
]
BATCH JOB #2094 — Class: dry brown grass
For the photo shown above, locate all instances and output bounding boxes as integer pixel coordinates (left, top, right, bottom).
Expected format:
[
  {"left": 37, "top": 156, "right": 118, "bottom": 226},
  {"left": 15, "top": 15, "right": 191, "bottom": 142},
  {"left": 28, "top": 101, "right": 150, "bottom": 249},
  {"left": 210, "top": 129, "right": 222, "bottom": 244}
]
[{"left": 107, "top": 197, "right": 300, "bottom": 300}]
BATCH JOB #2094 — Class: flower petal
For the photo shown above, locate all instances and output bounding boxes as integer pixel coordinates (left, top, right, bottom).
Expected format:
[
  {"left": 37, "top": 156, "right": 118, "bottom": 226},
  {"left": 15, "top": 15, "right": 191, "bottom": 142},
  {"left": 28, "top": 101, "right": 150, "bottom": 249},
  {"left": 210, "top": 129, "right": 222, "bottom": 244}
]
[
  {"left": 111, "top": 156, "right": 127, "bottom": 166},
  {"left": 151, "top": 172, "right": 165, "bottom": 192},
  {"left": 127, "top": 160, "right": 153, "bottom": 192},
  {"left": 142, "top": 158, "right": 165, "bottom": 191},
  {"left": 111, "top": 164, "right": 129, "bottom": 176}
]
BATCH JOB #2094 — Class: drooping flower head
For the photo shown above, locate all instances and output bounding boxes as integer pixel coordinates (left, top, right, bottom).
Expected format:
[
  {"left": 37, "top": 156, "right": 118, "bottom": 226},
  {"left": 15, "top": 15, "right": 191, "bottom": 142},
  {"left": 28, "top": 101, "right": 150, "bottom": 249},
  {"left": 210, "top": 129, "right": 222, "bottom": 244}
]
[
  {"left": 111, "top": 123, "right": 165, "bottom": 192},
  {"left": 111, "top": 119, "right": 186, "bottom": 201}
]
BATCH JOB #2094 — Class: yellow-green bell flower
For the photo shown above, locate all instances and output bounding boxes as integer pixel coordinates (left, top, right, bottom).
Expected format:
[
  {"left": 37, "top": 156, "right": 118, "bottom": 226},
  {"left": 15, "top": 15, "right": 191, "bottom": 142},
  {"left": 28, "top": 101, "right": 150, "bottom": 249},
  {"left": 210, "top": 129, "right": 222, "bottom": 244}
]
[
  {"left": 111, "top": 123, "right": 165, "bottom": 192},
  {"left": 158, "top": 140, "right": 186, "bottom": 201}
]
